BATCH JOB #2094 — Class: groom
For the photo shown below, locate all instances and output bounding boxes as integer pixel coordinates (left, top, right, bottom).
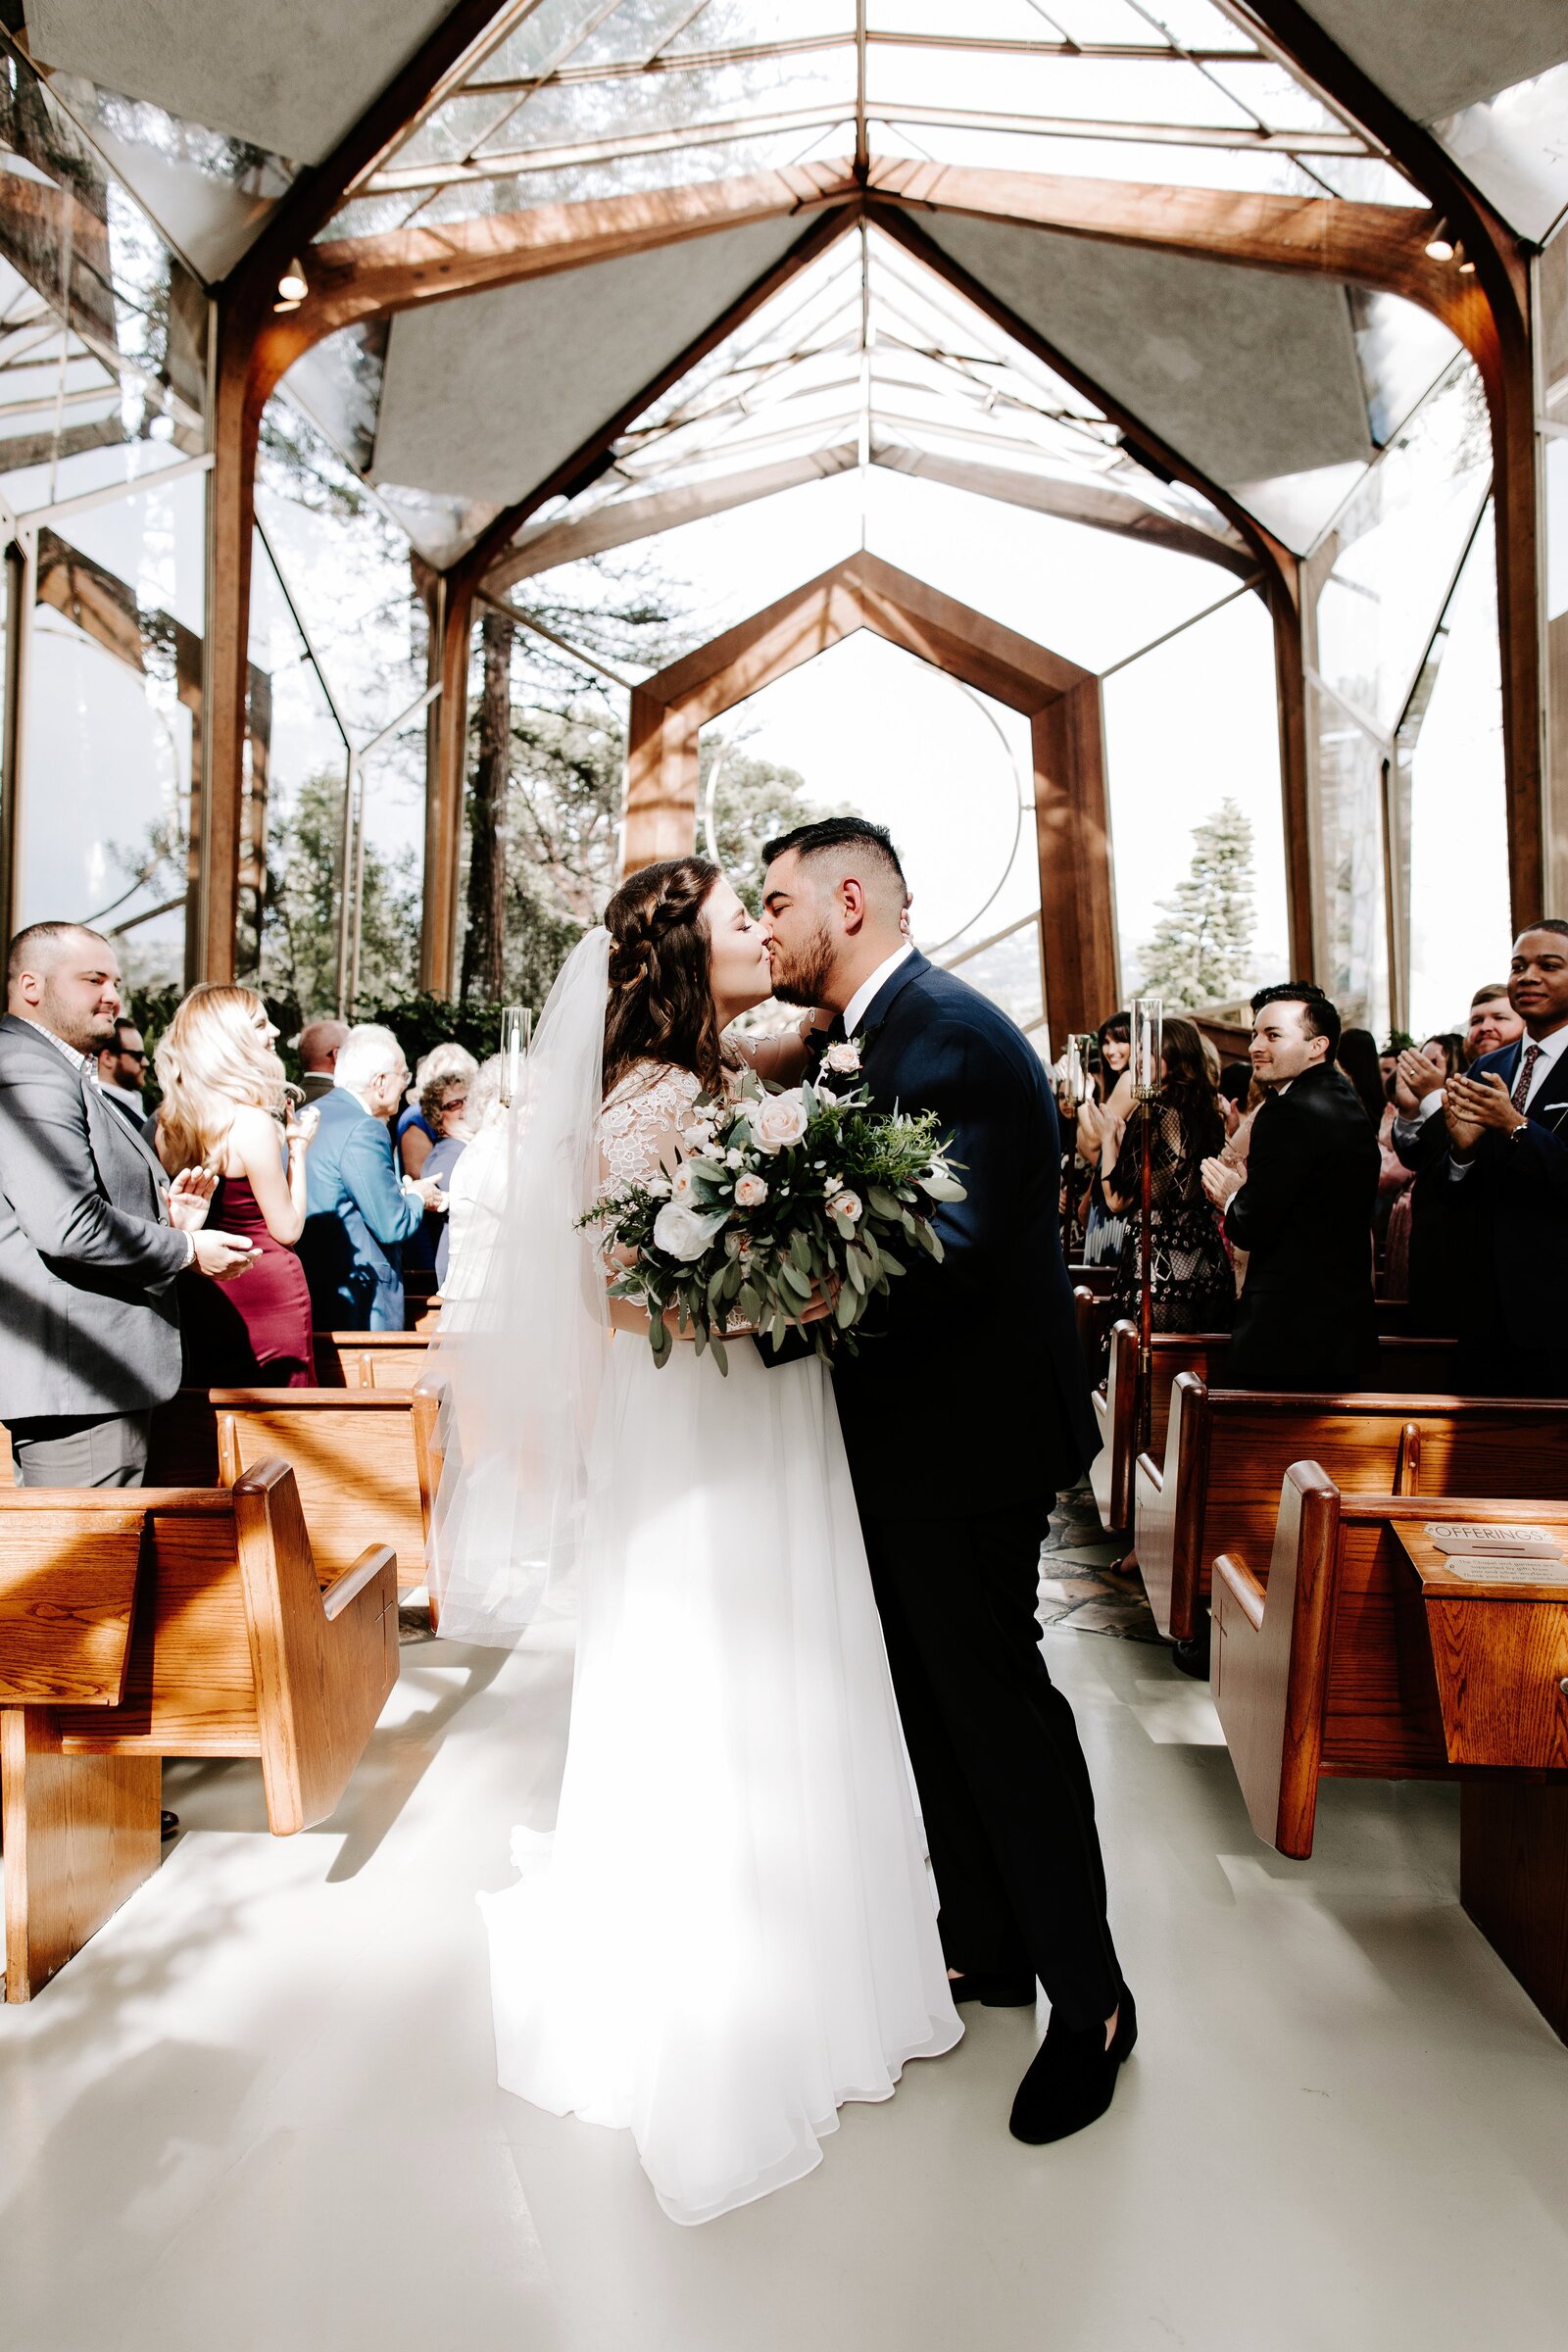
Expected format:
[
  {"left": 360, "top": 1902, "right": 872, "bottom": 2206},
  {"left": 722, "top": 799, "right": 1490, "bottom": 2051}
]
[{"left": 760, "top": 817, "right": 1134, "bottom": 2144}]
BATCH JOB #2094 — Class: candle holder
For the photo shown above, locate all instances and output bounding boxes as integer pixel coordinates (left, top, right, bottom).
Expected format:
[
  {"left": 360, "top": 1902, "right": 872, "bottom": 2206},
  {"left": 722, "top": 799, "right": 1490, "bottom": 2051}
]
[
  {"left": 1131, "top": 996, "right": 1163, "bottom": 1102},
  {"left": 1129, "top": 997, "right": 1163, "bottom": 1449},
  {"left": 1066, "top": 1032, "right": 1096, "bottom": 1105},
  {"left": 499, "top": 1004, "right": 532, "bottom": 1109}
]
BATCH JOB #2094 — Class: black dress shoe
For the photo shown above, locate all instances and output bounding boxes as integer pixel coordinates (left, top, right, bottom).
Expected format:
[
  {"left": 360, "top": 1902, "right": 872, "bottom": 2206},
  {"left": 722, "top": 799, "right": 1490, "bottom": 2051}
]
[
  {"left": 161, "top": 1810, "right": 179, "bottom": 1841},
  {"left": 1008, "top": 1985, "right": 1137, "bottom": 2145},
  {"left": 949, "top": 1969, "right": 1038, "bottom": 2008}
]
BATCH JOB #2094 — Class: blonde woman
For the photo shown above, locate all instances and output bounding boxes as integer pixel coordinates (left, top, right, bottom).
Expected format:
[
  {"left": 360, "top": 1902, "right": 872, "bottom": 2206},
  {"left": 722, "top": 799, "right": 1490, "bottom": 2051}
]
[
  {"left": 399, "top": 1040, "right": 477, "bottom": 1179},
  {"left": 155, "top": 984, "right": 318, "bottom": 1386}
]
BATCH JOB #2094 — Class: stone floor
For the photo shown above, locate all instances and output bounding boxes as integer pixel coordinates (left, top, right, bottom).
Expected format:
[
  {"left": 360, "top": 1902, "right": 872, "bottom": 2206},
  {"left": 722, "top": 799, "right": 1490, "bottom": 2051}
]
[
  {"left": 1038, "top": 1482, "right": 1160, "bottom": 1643},
  {"left": 4, "top": 1592, "right": 1566, "bottom": 2351}
]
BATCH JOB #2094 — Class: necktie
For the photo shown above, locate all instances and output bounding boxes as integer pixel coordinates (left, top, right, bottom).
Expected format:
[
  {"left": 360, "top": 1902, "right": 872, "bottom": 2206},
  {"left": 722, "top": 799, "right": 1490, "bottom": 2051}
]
[{"left": 1510, "top": 1044, "right": 1543, "bottom": 1113}]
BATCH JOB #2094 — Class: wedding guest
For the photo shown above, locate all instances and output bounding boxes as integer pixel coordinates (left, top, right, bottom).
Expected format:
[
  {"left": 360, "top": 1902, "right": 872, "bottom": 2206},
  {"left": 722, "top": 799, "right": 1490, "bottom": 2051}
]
[
  {"left": 1102, "top": 1016, "right": 1233, "bottom": 1334},
  {"left": 94, "top": 1016, "right": 149, "bottom": 1129},
  {"left": 0, "top": 922, "right": 256, "bottom": 1486},
  {"left": 1464, "top": 982, "right": 1524, "bottom": 1065},
  {"left": 418, "top": 1062, "right": 476, "bottom": 1287},
  {"left": 1200, "top": 983, "right": 1379, "bottom": 1391},
  {"left": 155, "top": 985, "right": 318, "bottom": 1388},
  {"left": 1437, "top": 923, "right": 1568, "bottom": 1396},
  {"left": 1337, "top": 1027, "right": 1388, "bottom": 1128},
  {"left": 442, "top": 1055, "right": 508, "bottom": 1304},
  {"left": 297, "top": 1017, "right": 347, "bottom": 1104},
  {"left": 1077, "top": 1010, "right": 1133, "bottom": 1266},
  {"left": 399, "top": 1041, "right": 477, "bottom": 1179},
  {"left": 300, "top": 1023, "right": 442, "bottom": 1331}
]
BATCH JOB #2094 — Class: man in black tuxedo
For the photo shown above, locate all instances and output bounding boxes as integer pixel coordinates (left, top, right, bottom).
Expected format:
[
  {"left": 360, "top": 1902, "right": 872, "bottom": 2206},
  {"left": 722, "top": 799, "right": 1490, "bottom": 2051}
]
[
  {"left": 760, "top": 818, "right": 1131, "bottom": 2147},
  {"left": 1435, "top": 923, "right": 1568, "bottom": 1396},
  {"left": 1200, "top": 983, "right": 1379, "bottom": 1393}
]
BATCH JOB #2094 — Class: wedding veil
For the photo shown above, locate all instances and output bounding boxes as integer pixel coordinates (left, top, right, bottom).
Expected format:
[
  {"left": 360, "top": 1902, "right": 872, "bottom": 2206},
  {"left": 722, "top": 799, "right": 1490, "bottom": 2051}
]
[{"left": 426, "top": 927, "right": 612, "bottom": 1644}]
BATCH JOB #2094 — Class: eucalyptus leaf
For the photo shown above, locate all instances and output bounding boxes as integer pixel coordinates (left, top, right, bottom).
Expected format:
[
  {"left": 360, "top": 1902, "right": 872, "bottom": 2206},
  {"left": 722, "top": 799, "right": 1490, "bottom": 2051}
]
[{"left": 834, "top": 1279, "right": 858, "bottom": 1329}]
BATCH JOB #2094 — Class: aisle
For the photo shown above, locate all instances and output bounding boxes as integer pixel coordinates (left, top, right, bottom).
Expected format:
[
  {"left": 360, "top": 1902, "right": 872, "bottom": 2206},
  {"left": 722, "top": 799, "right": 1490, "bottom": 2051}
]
[{"left": 1, "top": 1613, "right": 1564, "bottom": 2352}]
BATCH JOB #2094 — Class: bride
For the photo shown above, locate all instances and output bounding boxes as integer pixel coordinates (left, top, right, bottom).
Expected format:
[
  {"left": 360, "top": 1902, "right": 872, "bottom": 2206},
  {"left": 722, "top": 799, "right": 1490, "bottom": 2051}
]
[{"left": 429, "top": 855, "right": 960, "bottom": 2227}]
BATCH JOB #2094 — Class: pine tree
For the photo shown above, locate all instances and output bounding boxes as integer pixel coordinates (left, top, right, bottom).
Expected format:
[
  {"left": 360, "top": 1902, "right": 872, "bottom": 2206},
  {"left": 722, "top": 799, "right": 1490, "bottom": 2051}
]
[{"left": 1138, "top": 798, "right": 1256, "bottom": 1008}]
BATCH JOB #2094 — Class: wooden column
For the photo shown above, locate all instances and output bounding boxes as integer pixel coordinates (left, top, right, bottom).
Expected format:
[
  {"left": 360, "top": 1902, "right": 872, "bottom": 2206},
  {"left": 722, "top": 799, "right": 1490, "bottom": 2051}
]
[
  {"left": 198, "top": 313, "right": 259, "bottom": 984},
  {"left": 623, "top": 686, "right": 701, "bottom": 873},
  {"left": 1265, "top": 555, "right": 1315, "bottom": 981},
  {"left": 419, "top": 567, "right": 475, "bottom": 996},
  {"left": 1543, "top": 231, "right": 1568, "bottom": 916},
  {"left": 1032, "top": 677, "right": 1118, "bottom": 1041}
]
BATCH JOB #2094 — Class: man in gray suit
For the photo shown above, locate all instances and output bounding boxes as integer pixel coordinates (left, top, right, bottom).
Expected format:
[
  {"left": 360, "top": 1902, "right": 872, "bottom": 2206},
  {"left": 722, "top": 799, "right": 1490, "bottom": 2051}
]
[{"left": 0, "top": 922, "right": 258, "bottom": 1487}]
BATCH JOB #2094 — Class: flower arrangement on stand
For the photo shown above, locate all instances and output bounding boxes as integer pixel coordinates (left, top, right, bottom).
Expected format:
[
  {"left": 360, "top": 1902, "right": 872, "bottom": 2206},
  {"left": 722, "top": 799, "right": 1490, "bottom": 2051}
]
[{"left": 582, "top": 1041, "right": 965, "bottom": 1371}]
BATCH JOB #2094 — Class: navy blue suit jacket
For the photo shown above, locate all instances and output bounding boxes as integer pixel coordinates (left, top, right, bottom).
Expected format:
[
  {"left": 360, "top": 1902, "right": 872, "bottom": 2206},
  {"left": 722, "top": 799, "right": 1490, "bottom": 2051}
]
[
  {"left": 297, "top": 1085, "right": 422, "bottom": 1333},
  {"left": 822, "top": 951, "right": 1100, "bottom": 1521},
  {"left": 1441, "top": 1033, "right": 1568, "bottom": 1348}
]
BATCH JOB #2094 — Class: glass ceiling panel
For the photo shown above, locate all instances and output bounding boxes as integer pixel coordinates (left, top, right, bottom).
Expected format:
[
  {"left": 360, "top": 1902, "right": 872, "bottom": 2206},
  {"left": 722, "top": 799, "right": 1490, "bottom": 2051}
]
[
  {"left": 337, "top": 0, "right": 1398, "bottom": 230},
  {"left": 1430, "top": 65, "right": 1568, "bottom": 246},
  {"left": 488, "top": 222, "right": 1249, "bottom": 591}
]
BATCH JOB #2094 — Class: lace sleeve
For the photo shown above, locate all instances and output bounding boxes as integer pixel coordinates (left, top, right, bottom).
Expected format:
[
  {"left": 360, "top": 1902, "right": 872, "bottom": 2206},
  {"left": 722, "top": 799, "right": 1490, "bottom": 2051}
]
[{"left": 599, "top": 1062, "right": 702, "bottom": 1190}]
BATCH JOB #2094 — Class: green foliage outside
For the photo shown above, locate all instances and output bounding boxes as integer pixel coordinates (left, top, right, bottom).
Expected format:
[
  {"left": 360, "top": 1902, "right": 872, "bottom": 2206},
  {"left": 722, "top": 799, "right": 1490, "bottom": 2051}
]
[{"left": 1137, "top": 798, "right": 1257, "bottom": 1009}]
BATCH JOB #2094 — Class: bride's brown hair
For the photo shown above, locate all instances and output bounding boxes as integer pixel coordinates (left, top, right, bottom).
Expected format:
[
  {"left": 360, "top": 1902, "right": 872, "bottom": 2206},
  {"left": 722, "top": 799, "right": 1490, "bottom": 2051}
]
[{"left": 602, "top": 855, "right": 726, "bottom": 1099}]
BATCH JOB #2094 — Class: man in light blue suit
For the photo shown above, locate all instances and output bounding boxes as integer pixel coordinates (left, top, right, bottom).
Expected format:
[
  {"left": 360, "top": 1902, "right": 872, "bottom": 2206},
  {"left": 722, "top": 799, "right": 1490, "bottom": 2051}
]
[{"left": 298, "top": 1024, "right": 441, "bottom": 1332}]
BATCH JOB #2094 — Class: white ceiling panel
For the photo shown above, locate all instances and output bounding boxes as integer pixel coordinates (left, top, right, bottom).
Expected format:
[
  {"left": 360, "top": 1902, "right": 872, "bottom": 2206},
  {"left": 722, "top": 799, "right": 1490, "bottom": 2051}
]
[
  {"left": 371, "top": 216, "right": 813, "bottom": 507},
  {"left": 920, "top": 213, "right": 1372, "bottom": 533},
  {"left": 26, "top": 0, "right": 456, "bottom": 164}
]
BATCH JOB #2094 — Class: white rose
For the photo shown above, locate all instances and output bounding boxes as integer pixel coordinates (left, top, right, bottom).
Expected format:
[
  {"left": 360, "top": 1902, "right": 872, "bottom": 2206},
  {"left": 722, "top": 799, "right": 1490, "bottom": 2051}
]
[
  {"left": 734, "top": 1172, "right": 768, "bottom": 1208},
  {"left": 726, "top": 1148, "right": 746, "bottom": 1169},
  {"left": 645, "top": 1174, "right": 672, "bottom": 1198},
  {"left": 750, "top": 1090, "right": 810, "bottom": 1153},
  {"left": 652, "top": 1201, "right": 727, "bottom": 1262},
  {"left": 679, "top": 1122, "right": 713, "bottom": 1150},
  {"left": 670, "top": 1163, "right": 696, "bottom": 1201},
  {"left": 829, "top": 1190, "right": 862, "bottom": 1223},
  {"left": 824, "top": 1040, "right": 860, "bottom": 1074}
]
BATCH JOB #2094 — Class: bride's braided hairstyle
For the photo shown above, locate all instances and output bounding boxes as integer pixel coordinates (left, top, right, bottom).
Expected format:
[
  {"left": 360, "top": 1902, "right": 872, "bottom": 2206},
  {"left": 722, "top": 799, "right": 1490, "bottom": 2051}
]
[{"left": 602, "top": 855, "right": 726, "bottom": 1100}]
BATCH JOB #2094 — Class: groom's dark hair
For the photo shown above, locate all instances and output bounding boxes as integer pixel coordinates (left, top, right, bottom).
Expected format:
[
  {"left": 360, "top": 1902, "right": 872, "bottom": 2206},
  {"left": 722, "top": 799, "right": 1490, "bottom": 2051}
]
[{"left": 762, "top": 816, "right": 907, "bottom": 895}]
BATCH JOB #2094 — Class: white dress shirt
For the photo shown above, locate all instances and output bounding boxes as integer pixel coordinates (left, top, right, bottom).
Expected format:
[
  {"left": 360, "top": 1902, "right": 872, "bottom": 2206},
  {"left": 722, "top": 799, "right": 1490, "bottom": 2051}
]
[{"left": 843, "top": 944, "right": 913, "bottom": 1041}]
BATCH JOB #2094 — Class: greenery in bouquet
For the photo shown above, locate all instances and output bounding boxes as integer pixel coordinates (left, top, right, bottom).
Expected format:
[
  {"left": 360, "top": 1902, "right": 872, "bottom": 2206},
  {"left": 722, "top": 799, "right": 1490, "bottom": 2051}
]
[{"left": 581, "top": 1046, "right": 965, "bottom": 1373}]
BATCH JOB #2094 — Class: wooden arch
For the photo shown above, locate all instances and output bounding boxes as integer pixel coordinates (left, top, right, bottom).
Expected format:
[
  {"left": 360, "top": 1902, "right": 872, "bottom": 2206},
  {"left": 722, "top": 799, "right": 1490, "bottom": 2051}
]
[{"left": 624, "top": 550, "right": 1117, "bottom": 1040}]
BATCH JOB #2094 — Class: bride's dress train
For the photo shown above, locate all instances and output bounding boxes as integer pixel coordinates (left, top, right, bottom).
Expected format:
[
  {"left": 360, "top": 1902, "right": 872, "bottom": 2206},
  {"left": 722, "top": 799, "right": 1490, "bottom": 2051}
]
[{"left": 479, "top": 1062, "right": 961, "bottom": 2225}]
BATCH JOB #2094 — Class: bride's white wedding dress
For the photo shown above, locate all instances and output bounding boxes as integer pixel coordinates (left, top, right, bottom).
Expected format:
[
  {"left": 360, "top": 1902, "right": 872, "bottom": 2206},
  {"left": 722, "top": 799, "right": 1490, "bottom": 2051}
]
[{"left": 478, "top": 1058, "right": 961, "bottom": 2225}]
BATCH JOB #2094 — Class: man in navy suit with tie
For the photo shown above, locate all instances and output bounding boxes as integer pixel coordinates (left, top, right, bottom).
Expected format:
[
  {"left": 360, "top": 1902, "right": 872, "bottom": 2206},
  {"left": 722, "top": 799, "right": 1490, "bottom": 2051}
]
[
  {"left": 760, "top": 817, "right": 1128, "bottom": 2152},
  {"left": 1439, "top": 922, "right": 1568, "bottom": 1396}
]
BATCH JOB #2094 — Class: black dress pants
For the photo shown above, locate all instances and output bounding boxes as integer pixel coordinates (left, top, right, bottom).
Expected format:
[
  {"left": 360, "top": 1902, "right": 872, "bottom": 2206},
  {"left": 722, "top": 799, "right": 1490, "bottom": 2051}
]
[{"left": 860, "top": 1502, "right": 1121, "bottom": 2034}]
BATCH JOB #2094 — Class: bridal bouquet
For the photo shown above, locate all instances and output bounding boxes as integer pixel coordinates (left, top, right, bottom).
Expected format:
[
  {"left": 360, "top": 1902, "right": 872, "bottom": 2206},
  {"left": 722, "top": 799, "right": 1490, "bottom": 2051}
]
[{"left": 582, "top": 1044, "right": 965, "bottom": 1372}]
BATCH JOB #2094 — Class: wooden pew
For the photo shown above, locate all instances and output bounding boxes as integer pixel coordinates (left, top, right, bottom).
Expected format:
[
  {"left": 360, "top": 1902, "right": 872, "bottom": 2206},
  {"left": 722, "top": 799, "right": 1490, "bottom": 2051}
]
[
  {"left": 1, "top": 1464, "right": 398, "bottom": 1999},
  {"left": 313, "top": 1331, "right": 430, "bottom": 1389},
  {"left": 149, "top": 1389, "right": 430, "bottom": 1603},
  {"left": 313, "top": 1332, "right": 430, "bottom": 1390},
  {"left": 1132, "top": 1381, "right": 1568, "bottom": 1642},
  {"left": 1212, "top": 1472, "right": 1568, "bottom": 2039},
  {"left": 1092, "top": 1325, "right": 1462, "bottom": 1541}
]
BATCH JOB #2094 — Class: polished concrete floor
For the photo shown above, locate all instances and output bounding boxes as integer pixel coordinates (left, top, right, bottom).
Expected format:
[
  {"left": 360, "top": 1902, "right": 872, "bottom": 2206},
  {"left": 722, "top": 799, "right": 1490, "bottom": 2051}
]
[{"left": 2, "top": 1609, "right": 1565, "bottom": 2352}]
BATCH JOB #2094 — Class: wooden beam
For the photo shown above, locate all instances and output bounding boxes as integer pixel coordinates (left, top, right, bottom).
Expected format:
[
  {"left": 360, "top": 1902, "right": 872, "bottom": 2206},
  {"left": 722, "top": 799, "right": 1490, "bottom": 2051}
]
[
  {"left": 295, "top": 161, "right": 858, "bottom": 341},
  {"left": 864, "top": 155, "right": 1458, "bottom": 313},
  {"left": 1264, "top": 557, "right": 1315, "bottom": 980},
  {"left": 221, "top": 1, "right": 526, "bottom": 307},
  {"left": 622, "top": 548, "right": 1113, "bottom": 1043}
]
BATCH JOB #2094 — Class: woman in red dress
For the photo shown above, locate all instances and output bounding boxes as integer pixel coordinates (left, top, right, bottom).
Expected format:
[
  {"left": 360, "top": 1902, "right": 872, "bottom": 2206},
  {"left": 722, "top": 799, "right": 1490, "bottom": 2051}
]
[{"left": 155, "top": 985, "right": 318, "bottom": 1387}]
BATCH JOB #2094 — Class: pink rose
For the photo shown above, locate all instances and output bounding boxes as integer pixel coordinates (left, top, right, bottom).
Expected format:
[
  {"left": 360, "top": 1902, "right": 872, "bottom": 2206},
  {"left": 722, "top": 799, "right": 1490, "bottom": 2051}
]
[
  {"left": 829, "top": 1190, "right": 862, "bottom": 1223},
  {"left": 734, "top": 1172, "right": 768, "bottom": 1208},
  {"left": 824, "top": 1040, "right": 860, "bottom": 1075},
  {"left": 749, "top": 1089, "right": 810, "bottom": 1153}
]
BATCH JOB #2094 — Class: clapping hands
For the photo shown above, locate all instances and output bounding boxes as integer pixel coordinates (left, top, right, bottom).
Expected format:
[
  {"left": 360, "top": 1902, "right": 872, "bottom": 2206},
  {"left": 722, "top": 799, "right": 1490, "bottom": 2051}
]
[
  {"left": 1394, "top": 1044, "right": 1444, "bottom": 1117},
  {"left": 1200, "top": 1153, "right": 1244, "bottom": 1210},
  {"left": 1444, "top": 1070, "right": 1523, "bottom": 1155},
  {"left": 166, "top": 1165, "right": 217, "bottom": 1231}
]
